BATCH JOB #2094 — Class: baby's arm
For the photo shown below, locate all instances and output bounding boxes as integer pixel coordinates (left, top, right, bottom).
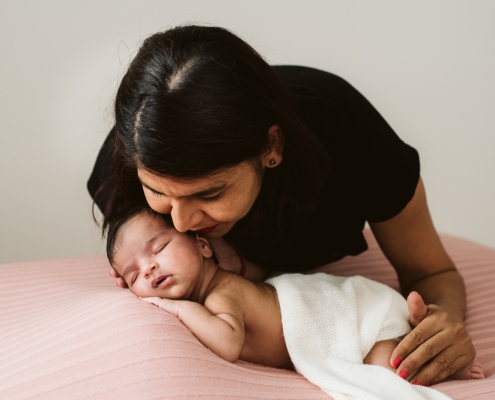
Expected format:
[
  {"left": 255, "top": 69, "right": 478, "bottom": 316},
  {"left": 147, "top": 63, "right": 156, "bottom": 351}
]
[{"left": 142, "top": 294, "right": 245, "bottom": 363}]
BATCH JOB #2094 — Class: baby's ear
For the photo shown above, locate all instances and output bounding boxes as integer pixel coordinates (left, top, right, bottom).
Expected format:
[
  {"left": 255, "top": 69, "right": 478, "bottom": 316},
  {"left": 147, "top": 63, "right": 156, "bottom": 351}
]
[{"left": 197, "top": 236, "right": 213, "bottom": 258}]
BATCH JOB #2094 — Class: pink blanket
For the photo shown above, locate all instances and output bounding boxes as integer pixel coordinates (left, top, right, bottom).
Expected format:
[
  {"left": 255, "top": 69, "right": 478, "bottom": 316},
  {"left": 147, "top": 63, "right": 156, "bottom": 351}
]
[{"left": 1, "top": 230, "right": 494, "bottom": 399}]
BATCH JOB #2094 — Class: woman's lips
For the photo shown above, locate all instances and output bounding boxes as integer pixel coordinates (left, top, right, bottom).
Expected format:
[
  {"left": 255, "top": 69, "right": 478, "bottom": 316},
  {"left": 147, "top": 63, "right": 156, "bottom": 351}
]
[
  {"left": 152, "top": 275, "right": 173, "bottom": 289},
  {"left": 194, "top": 225, "right": 218, "bottom": 235}
]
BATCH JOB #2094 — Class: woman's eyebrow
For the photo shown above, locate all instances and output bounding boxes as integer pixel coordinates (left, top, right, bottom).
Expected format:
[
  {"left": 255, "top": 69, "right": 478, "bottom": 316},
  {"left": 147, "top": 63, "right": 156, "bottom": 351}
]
[
  {"left": 188, "top": 185, "right": 226, "bottom": 197},
  {"left": 139, "top": 179, "right": 226, "bottom": 198},
  {"left": 140, "top": 181, "right": 164, "bottom": 195}
]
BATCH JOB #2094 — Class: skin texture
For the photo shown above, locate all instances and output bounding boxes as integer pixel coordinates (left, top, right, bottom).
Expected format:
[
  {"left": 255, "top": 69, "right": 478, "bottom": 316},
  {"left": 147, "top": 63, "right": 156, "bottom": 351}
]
[
  {"left": 109, "top": 125, "right": 476, "bottom": 384},
  {"left": 113, "top": 212, "right": 292, "bottom": 368},
  {"left": 113, "top": 212, "right": 483, "bottom": 380},
  {"left": 138, "top": 124, "right": 284, "bottom": 237},
  {"left": 112, "top": 212, "right": 215, "bottom": 300},
  {"left": 369, "top": 178, "right": 476, "bottom": 385}
]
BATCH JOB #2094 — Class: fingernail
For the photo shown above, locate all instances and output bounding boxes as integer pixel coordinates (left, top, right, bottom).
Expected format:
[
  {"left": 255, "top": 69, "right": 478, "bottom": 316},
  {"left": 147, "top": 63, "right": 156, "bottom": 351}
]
[
  {"left": 412, "top": 381, "right": 421, "bottom": 385},
  {"left": 393, "top": 358, "right": 402, "bottom": 368},
  {"left": 425, "top": 382, "right": 431, "bottom": 387},
  {"left": 399, "top": 370, "right": 409, "bottom": 379}
]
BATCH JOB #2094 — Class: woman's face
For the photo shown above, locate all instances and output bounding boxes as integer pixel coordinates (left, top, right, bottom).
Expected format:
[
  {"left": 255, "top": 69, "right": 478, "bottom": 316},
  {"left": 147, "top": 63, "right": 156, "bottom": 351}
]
[{"left": 137, "top": 161, "right": 263, "bottom": 238}]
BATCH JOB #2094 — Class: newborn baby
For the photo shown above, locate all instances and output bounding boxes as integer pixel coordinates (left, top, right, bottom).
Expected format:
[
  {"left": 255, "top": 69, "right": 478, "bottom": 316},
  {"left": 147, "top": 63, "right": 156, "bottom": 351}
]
[{"left": 107, "top": 205, "right": 483, "bottom": 389}]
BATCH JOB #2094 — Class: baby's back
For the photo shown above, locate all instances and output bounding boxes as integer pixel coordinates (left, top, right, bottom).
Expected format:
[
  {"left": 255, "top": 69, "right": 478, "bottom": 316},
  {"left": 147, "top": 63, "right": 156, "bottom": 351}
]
[{"left": 211, "top": 271, "right": 292, "bottom": 369}]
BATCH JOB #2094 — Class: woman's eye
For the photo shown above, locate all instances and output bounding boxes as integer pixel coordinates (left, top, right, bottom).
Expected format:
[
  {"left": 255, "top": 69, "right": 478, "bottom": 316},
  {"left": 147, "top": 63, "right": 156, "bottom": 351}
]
[{"left": 199, "top": 193, "right": 223, "bottom": 203}]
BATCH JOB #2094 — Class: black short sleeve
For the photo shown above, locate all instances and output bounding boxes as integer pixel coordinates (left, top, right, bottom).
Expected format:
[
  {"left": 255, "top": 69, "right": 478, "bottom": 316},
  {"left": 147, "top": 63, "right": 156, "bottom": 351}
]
[{"left": 273, "top": 66, "right": 420, "bottom": 223}]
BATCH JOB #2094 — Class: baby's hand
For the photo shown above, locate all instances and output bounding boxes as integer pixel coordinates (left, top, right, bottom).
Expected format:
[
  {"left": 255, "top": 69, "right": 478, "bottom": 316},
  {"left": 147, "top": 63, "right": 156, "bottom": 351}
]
[{"left": 141, "top": 297, "right": 181, "bottom": 317}]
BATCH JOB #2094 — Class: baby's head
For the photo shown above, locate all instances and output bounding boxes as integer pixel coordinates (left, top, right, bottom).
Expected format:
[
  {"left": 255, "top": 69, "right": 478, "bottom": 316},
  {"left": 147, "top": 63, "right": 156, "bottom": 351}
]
[{"left": 107, "top": 204, "right": 215, "bottom": 299}]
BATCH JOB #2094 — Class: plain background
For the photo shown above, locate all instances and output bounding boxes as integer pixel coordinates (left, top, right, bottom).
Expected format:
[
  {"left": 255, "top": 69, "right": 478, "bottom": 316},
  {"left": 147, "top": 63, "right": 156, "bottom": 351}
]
[{"left": 1, "top": 0, "right": 494, "bottom": 264}]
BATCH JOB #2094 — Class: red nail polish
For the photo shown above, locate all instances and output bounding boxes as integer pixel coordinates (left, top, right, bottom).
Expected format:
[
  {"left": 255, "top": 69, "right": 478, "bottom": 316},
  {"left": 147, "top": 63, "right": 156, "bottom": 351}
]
[
  {"left": 425, "top": 382, "right": 431, "bottom": 387},
  {"left": 393, "top": 358, "right": 402, "bottom": 368},
  {"left": 399, "top": 370, "right": 409, "bottom": 379},
  {"left": 412, "top": 381, "right": 421, "bottom": 385}
]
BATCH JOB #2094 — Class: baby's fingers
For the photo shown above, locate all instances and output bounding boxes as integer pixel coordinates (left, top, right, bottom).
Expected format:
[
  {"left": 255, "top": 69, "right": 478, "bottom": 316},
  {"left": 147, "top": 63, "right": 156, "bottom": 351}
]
[
  {"left": 109, "top": 269, "right": 128, "bottom": 288},
  {"left": 140, "top": 297, "right": 180, "bottom": 316},
  {"left": 141, "top": 297, "right": 163, "bottom": 307}
]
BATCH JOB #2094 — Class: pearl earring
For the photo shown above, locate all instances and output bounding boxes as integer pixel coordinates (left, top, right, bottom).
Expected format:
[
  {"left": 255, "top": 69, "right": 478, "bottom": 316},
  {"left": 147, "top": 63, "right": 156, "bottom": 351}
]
[{"left": 269, "top": 159, "right": 277, "bottom": 166}]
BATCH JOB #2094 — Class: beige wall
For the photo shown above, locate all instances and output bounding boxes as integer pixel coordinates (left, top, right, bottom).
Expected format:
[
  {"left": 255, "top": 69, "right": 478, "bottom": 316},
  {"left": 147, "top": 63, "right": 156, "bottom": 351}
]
[{"left": 1, "top": 0, "right": 494, "bottom": 264}]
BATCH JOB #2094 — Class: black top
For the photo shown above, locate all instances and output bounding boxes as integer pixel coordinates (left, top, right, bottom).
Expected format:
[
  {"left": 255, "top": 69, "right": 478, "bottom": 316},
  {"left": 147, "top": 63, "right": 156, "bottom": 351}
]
[{"left": 88, "top": 65, "right": 420, "bottom": 273}]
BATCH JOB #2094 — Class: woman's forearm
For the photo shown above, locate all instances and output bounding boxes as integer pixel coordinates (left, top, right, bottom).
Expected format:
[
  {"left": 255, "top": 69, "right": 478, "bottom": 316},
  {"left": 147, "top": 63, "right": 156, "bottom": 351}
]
[{"left": 408, "top": 269, "right": 466, "bottom": 321}]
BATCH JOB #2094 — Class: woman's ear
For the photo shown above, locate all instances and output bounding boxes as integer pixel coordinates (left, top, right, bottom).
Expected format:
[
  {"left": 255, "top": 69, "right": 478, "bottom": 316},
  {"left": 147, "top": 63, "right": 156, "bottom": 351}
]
[
  {"left": 196, "top": 236, "right": 213, "bottom": 258},
  {"left": 264, "top": 124, "right": 284, "bottom": 168}
]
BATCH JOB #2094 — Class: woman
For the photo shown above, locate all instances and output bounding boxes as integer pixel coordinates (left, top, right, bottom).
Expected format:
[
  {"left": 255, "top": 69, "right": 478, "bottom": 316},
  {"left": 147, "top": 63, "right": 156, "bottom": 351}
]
[{"left": 88, "top": 25, "right": 475, "bottom": 386}]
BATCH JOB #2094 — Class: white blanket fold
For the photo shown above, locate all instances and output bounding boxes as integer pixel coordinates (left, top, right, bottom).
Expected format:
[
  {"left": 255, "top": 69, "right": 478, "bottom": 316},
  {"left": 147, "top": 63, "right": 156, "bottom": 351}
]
[{"left": 265, "top": 273, "right": 452, "bottom": 400}]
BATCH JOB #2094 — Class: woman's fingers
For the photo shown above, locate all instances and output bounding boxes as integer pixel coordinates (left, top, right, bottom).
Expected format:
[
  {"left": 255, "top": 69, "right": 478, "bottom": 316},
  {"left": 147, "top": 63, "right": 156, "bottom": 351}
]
[
  {"left": 409, "top": 344, "right": 476, "bottom": 385},
  {"left": 407, "top": 291, "right": 428, "bottom": 327},
  {"left": 391, "top": 304, "right": 475, "bottom": 384},
  {"left": 390, "top": 316, "right": 442, "bottom": 372}
]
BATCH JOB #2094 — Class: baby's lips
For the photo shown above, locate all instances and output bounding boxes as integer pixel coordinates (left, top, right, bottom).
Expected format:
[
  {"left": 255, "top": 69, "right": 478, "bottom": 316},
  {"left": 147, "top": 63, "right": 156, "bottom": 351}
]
[{"left": 152, "top": 275, "right": 171, "bottom": 288}]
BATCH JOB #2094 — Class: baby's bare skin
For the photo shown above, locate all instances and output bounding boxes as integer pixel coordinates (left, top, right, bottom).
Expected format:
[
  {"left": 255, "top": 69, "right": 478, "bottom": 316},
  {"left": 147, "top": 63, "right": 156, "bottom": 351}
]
[
  {"left": 150, "top": 268, "right": 484, "bottom": 381},
  {"left": 206, "top": 269, "right": 293, "bottom": 369},
  {"left": 115, "top": 211, "right": 484, "bottom": 384}
]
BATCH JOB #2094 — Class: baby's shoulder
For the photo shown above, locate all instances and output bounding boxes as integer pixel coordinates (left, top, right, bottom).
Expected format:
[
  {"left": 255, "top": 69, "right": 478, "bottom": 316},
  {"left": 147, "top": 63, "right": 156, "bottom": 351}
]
[{"left": 205, "top": 273, "right": 261, "bottom": 310}]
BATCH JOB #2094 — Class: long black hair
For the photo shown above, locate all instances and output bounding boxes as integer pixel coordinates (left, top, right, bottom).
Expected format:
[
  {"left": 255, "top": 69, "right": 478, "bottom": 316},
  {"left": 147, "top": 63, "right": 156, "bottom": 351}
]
[{"left": 96, "top": 25, "right": 329, "bottom": 240}]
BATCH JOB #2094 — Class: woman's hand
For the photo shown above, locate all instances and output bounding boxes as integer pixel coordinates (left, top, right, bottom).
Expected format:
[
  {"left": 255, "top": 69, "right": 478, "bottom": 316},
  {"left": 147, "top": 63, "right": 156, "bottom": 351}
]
[
  {"left": 109, "top": 268, "right": 128, "bottom": 289},
  {"left": 370, "top": 177, "right": 475, "bottom": 384},
  {"left": 390, "top": 291, "right": 476, "bottom": 385},
  {"left": 207, "top": 237, "right": 243, "bottom": 274},
  {"left": 207, "top": 237, "right": 266, "bottom": 281}
]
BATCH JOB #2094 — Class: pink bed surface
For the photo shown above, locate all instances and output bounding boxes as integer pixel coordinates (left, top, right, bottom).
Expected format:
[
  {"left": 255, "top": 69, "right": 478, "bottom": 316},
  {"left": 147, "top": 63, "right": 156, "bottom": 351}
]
[{"left": 1, "top": 230, "right": 494, "bottom": 400}]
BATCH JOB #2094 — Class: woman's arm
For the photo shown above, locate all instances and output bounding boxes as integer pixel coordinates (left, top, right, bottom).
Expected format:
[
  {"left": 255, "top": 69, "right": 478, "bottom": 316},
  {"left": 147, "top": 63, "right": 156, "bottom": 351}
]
[
  {"left": 369, "top": 177, "right": 475, "bottom": 385},
  {"left": 207, "top": 237, "right": 267, "bottom": 281},
  {"left": 142, "top": 294, "right": 245, "bottom": 363}
]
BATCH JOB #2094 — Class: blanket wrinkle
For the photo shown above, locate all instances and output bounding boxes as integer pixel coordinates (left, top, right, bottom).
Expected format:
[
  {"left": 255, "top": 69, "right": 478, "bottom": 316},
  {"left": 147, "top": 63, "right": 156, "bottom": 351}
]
[{"left": 265, "top": 273, "right": 452, "bottom": 400}]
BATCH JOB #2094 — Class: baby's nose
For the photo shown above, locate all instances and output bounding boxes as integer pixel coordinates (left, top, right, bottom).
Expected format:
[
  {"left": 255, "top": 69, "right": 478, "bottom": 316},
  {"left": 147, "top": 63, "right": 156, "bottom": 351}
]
[{"left": 144, "top": 264, "right": 156, "bottom": 278}]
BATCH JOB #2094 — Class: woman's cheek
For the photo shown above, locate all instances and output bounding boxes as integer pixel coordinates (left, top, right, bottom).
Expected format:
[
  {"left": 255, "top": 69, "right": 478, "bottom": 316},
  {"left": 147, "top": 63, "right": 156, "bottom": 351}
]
[
  {"left": 146, "top": 195, "right": 171, "bottom": 214},
  {"left": 208, "top": 200, "right": 241, "bottom": 221}
]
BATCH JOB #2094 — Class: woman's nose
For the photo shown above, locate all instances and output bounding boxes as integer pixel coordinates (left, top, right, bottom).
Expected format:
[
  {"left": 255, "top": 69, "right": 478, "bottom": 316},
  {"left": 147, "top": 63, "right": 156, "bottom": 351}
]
[{"left": 171, "top": 202, "right": 203, "bottom": 233}]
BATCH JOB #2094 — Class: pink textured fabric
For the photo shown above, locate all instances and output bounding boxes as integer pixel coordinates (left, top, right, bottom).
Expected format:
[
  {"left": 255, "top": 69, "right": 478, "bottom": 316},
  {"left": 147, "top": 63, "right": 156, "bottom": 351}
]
[{"left": 0, "top": 231, "right": 494, "bottom": 399}]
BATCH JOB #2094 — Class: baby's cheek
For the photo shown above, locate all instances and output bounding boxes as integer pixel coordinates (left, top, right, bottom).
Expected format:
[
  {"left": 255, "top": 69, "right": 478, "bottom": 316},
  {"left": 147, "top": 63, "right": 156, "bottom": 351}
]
[{"left": 132, "top": 283, "right": 154, "bottom": 299}]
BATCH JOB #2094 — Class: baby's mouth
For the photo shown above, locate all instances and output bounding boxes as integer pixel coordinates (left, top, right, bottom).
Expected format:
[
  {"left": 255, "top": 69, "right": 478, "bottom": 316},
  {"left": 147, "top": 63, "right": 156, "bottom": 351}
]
[{"left": 152, "top": 275, "right": 172, "bottom": 289}]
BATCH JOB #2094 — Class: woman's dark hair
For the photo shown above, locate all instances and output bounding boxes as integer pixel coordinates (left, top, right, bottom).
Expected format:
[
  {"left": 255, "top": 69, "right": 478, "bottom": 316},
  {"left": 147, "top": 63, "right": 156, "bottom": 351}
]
[{"left": 96, "top": 25, "right": 329, "bottom": 239}]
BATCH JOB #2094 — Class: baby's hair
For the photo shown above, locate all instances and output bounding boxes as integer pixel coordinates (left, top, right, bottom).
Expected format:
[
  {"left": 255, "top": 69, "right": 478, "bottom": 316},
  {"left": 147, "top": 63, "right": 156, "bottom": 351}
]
[
  {"left": 106, "top": 203, "right": 172, "bottom": 267},
  {"left": 106, "top": 203, "right": 218, "bottom": 271}
]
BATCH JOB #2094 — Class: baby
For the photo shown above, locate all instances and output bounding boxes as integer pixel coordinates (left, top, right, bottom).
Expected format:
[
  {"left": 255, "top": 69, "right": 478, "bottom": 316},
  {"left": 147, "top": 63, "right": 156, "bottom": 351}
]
[{"left": 107, "top": 205, "right": 483, "bottom": 384}]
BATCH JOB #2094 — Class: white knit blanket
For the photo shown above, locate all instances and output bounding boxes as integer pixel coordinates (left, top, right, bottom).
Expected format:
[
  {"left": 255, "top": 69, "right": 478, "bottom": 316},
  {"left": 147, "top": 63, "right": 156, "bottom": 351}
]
[{"left": 265, "top": 273, "right": 452, "bottom": 400}]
